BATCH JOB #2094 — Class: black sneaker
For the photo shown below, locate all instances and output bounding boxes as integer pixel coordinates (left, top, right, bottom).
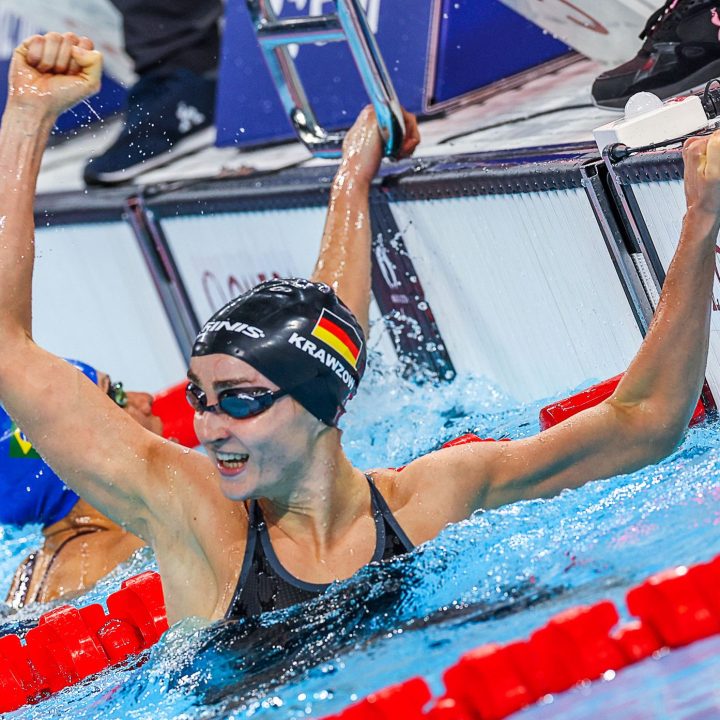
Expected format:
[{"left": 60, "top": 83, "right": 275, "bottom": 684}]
[
  {"left": 84, "top": 68, "right": 216, "bottom": 186},
  {"left": 592, "top": 0, "right": 720, "bottom": 109}
]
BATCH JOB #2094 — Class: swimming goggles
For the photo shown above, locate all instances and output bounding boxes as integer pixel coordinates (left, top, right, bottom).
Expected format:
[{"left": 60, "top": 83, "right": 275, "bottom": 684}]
[
  {"left": 107, "top": 380, "right": 128, "bottom": 408},
  {"left": 185, "top": 383, "right": 290, "bottom": 419}
]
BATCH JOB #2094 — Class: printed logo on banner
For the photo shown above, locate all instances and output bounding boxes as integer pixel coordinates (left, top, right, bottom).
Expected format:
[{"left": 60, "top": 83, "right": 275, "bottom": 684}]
[
  {"left": 499, "top": 0, "right": 655, "bottom": 63},
  {"left": 555, "top": 0, "right": 608, "bottom": 35},
  {"left": 267, "top": 0, "right": 381, "bottom": 33}
]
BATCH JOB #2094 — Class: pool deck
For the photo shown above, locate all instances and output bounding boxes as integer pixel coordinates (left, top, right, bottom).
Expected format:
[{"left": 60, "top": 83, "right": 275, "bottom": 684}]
[{"left": 36, "top": 57, "right": 618, "bottom": 196}]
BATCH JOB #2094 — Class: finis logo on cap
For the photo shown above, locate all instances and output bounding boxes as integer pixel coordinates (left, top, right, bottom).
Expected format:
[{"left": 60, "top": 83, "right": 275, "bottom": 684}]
[
  {"left": 201, "top": 320, "right": 265, "bottom": 339},
  {"left": 311, "top": 309, "right": 362, "bottom": 370}
]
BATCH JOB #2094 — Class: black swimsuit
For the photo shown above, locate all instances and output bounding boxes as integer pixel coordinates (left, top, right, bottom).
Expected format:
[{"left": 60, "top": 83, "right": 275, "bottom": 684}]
[{"left": 225, "top": 475, "right": 414, "bottom": 619}]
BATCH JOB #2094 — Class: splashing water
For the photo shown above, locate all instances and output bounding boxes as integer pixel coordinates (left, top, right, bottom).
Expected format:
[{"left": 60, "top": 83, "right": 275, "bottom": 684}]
[
  {"left": 2, "top": 365, "right": 720, "bottom": 719},
  {"left": 80, "top": 99, "right": 103, "bottom": 123}
]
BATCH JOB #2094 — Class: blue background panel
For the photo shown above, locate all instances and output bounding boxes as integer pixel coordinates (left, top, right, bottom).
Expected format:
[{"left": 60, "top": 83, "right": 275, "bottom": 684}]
[
  {"left": 433, "top": 0, "right": 570, "bottom": 103},
  {"left": 216, "top": 0, "right": 570, "bottom": 148},
  {"left": 216, "top": 1, "right": 432, "bottom": 147}
]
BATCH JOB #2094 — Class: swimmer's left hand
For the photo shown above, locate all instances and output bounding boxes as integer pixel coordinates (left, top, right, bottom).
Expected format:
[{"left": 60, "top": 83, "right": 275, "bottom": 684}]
[
  {"left": 8, "top": 32, "right": 103, "bottom": 120},
  {"left": 341, "top": 105, "right": 420, "bottom": 186}
]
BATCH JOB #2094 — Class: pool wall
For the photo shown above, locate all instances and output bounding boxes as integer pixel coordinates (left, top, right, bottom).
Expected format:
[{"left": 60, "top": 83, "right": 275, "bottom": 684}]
[{"left": 32, "top": 144, "right": 720, "bottom": 409}]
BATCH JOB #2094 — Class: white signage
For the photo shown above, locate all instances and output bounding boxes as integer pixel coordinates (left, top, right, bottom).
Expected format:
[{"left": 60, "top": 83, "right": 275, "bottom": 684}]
[
  {"left": 33, "top": 222, "right": 187, "bottom": 393},
  {"left": 390, "top": 189, "right": 644, "bottom": 402},
  {"left": 499, "top": 0, "right": 661, "bottom": 65}
]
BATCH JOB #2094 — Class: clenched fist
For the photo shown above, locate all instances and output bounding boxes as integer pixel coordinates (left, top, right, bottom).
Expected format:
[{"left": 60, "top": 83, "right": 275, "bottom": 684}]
[
  {"left": 7, "top": 33, "right": 102, "bottom": 120},
  {"left": 683, "top": 132, "right": 720, "bottom": 217}
]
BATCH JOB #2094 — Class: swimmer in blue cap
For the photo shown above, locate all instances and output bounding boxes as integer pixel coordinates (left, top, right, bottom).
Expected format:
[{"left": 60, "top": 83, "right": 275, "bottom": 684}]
[
  {"left": 2, "top": 360, "right": 161, "bottom": 608},
  {"left": 0, "top": 34, "right": 718, "bottom": 624}
]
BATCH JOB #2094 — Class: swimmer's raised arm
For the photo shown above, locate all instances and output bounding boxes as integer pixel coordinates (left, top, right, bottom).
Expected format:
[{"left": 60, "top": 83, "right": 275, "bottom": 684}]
[
  {"left": 311, "top": 106, "right": 419, "bottom": 336},
  {"left": 401, "top": 132, "right": 720, "bottom": 522},
  {"left": 0, "top": 34, "right": 198, "bottom": 538}
]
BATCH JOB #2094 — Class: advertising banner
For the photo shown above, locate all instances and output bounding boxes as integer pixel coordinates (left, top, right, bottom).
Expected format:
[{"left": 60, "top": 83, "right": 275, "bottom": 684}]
[
  {"left": 160, "top": 210, "right": 398, "bottom": 364},
  {"left": 33, "top": 223, "right": 187, "bottom": 393}
]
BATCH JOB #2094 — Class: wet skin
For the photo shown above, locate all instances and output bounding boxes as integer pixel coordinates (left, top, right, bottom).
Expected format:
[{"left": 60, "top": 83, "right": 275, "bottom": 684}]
[
  {"left": 0, "top": 33, "right": 719, "bottom": 625},
  {"left": 97, "top": 371, "right": 163, "bottom": 436},
  {"left": 6, "top": 371, "right": 163, "bottom": 608}
]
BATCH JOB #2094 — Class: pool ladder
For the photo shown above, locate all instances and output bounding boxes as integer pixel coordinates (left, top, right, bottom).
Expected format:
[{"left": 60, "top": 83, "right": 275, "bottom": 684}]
[{"left": 246, "top": 0, "right": 405, "bottom": 158}]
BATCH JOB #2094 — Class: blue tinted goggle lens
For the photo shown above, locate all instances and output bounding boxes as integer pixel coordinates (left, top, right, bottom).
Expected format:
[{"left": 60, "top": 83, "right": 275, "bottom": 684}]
[
  {"left": 185, "top": 383, "right": 286, "bottom": 419},
  {"left": 218, "top": 391, "right": 274, "bottom": 418}
]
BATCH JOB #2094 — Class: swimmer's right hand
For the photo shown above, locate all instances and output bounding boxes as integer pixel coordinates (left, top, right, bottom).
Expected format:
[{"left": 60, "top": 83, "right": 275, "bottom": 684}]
[{"left": 7, "top": 33, "right": 102, "bottom": 119}]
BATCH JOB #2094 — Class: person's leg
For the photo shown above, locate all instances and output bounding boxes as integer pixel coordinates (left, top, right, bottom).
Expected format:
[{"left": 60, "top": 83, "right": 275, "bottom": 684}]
[
  {"left": 109, "top": 0, "right": 221, "bottom": 77},
  {"left": 83, "top": 0, "right": 222, "bottom": 186}
]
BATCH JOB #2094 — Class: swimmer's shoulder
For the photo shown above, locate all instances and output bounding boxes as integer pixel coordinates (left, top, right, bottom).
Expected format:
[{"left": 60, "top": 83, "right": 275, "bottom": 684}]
[
  {"left": 147, "top": 439, "right": 249, "bottom": 540},
  {"left": 368, "top": 441, "right": 500, "bottom": 538}
]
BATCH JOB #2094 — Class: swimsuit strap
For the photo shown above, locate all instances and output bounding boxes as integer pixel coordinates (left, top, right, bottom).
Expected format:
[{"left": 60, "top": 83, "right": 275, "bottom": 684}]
[
  {"left": 6, "top": 526, "right": 107, "bottom": 609},
  {"left": 225, "top": 475, "right": 414, "bottom": 620},
  {"left": 366, "top": 474, "right": 415, "bottom": 557}
]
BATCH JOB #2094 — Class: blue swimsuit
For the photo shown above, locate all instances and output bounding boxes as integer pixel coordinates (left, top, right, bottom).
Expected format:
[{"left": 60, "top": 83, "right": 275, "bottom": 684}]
[{"left": 225, "top": 476, "right": 414, "bottom": 619}]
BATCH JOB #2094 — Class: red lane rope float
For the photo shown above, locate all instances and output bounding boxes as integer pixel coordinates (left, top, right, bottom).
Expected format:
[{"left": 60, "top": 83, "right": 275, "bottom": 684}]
[
  {"left": 320, "top": 554, "right": 720, "bottom": 720},
  {"left": 539, "top": 373, "right": 707, "bottom": 430},
  {"left": 152, "top": 381, "right": 198, "bottom": 448},
  {"left": 0, "top": 571, "right": 168, "bottom": 713}
]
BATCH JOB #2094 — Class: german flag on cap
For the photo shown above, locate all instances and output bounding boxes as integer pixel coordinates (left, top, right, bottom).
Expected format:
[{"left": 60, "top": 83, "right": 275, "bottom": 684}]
[{"left": 311, "top": 308, "right": 363, "bottom": 369}]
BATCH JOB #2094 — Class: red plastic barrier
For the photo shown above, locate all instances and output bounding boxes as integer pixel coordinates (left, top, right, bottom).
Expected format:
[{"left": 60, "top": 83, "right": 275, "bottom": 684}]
[
  {"left": 443, "top": 643, "right": 534, "bottom": 720},
  {"left": 0, "top": 636, "right": 30, "bottom": 712},
  {"left": 322, "top": 552, "right": 720, "bottom": 720},
  {"left": 539, "top": 373, "right": 707, "bottom": 431},
  {"left": 324, "top": 678, "right": 431, "bottom": 720},
  {"left": 0, "top": 571, "right": 168, "bottom": 712},
  {"left": 424, "top": 697, "right": 472, "bottom": 720},
  {"left": 626, "top": 565, "right": 720, "bottom": 647},
  {"left": 152, "top": 381, "right": 198, "bottom": 448},
  {"left": 612, "top": 620, "right": 663, "bottom": 663}
]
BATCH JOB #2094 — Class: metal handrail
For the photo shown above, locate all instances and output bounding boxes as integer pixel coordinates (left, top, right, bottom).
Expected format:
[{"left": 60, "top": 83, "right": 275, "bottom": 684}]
[{"left": 247, "top": 0, "right": 405, "bottom": 158}]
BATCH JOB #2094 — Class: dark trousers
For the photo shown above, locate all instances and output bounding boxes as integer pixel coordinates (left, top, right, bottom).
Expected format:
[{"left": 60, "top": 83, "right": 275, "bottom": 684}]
[{"left": 110, "top": 0, "right": 223, "bottom": 76}]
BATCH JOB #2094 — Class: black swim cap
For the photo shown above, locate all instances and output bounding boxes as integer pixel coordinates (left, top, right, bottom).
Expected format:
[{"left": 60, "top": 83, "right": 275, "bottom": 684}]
[{"left": 192, "top": 279, "right": 366, "bottom": 426}]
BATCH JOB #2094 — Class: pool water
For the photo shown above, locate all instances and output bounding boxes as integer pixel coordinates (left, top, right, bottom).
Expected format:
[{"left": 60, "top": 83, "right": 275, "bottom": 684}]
[{"left": 2, "top": 365, "right": 720, "bottom": 719}]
